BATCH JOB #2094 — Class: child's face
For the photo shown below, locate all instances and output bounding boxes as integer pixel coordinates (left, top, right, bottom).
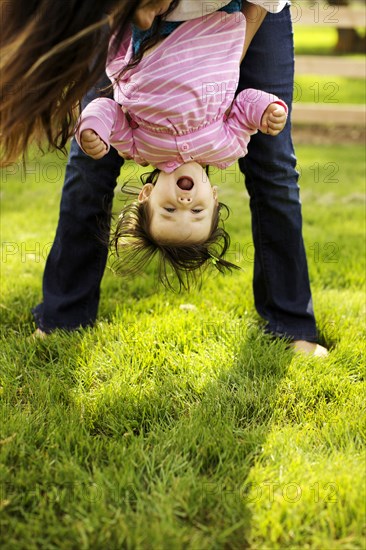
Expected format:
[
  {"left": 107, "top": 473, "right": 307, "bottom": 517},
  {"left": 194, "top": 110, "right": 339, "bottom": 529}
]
[
  {"left": 133, "top": 0, "right": 173, "bottom": 30},
  {"left": 138, "top": 162, "right": 219, "bottom": 245}
]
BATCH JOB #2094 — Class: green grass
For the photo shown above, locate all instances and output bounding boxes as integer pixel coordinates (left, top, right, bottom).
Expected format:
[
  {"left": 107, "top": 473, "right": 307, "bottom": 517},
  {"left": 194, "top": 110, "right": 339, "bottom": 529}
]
[
  {"left": 1, "top": 145, "right": 365, "bottom": 548},
  {"left": 294, "top": 75, "right": 365, "bottom": 105},
  {"left": 295, "top": 25, "right": 338, "bottom": 56},
  {"left": 294, "top": 26, "right": 365, "bottom": 56}
]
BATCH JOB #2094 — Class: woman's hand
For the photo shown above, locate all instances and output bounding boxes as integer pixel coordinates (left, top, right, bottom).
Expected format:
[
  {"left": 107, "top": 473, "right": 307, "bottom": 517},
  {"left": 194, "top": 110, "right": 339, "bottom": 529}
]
[
  {"left": 260, "top": 103, "right": 287, "bottom": 136},
  {"left": 80, "top": 129, "right": 108, "bottom": 159}
]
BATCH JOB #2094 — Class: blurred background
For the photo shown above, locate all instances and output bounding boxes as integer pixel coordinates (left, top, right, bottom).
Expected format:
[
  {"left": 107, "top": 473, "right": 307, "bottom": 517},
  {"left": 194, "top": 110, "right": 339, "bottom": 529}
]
[{"left": 291, "top": 0, "right": 365, "bottom": 143}]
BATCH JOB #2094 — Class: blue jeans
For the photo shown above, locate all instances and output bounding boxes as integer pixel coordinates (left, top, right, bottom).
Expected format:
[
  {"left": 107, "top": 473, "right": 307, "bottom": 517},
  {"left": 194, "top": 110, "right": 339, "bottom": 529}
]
[
  {"left": 237, "top": 7, "right": 317, "bottom": 340},
  {"left": 32, "top": 85, "right": 124, "bottom": 332},
  {"left": 33, "top": 6, "right": 317, "bottom": 341}
]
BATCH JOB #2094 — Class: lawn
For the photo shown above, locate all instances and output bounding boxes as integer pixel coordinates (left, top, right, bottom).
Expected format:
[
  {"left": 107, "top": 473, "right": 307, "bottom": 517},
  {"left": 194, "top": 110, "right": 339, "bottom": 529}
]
[
  {"left": 0, "top": 141, "right": 365, "bottom": 548},
  {"left": 293, "top": 75, "right": 365, "bottom": 105},
  {"left": 294, "top": 25, "right": 365, "bottom": 57}
]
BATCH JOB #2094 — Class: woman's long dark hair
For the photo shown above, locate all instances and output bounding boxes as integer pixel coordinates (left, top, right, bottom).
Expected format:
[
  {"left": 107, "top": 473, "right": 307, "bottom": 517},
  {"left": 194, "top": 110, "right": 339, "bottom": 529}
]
[{"left": 0, "top": 0, "right": 140, "bottom": 165}]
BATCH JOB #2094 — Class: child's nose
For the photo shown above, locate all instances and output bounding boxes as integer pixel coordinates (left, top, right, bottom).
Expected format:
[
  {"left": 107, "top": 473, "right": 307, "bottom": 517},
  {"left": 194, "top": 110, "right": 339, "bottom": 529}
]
[{"left": 178, "top": 196, "right": 192, "bottom": 203}]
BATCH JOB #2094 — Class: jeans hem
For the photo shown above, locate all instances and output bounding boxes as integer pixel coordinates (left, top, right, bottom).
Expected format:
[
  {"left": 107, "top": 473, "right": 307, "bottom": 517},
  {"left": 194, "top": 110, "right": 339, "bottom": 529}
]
[
  {"left": 264, "top": 324, "right": 318, "bottom": 343},
  {"left": 32, "top": 305, "right": 94, "bottom": 334}
]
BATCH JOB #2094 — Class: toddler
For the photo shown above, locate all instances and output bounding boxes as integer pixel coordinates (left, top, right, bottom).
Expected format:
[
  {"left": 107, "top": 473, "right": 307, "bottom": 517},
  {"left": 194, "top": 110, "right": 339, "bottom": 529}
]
[{"left": 75, "top": 1, "right": 288, "bottom": 288}]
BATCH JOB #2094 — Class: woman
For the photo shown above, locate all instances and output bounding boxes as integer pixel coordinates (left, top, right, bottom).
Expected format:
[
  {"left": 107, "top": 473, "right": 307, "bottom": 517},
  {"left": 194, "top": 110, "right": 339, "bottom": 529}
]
[{"left": 1, "top": 0, "right": 328, "bottom": 356}]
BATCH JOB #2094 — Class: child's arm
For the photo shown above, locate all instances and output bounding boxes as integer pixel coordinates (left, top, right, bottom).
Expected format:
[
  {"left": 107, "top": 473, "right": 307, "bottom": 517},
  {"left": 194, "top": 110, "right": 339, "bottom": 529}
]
[
  {"left": 75, "top": 98, "right": 132, "bottom": 160},
  {"left": 228, "top": 89, "right": 288, "bottom": 137}
]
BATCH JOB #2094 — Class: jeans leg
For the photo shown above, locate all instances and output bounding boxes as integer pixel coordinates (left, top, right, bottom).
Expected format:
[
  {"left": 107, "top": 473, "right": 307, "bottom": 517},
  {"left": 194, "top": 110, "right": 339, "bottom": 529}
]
[
  {"left": 238, "top": 7, "right": 317, "bottom": 341},
  {"left": 32, "top": 75, "right": 124, "bottom": 332}
]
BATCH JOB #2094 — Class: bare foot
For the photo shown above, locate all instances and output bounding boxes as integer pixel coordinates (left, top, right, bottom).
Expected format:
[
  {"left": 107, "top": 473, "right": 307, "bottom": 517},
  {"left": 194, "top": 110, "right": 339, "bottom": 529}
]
[
  {"left": 291, "top": 340, "right": 329, "bottom": 357},
  {"left": 32, "top": 328, "right": 48, "bottom": 340}
]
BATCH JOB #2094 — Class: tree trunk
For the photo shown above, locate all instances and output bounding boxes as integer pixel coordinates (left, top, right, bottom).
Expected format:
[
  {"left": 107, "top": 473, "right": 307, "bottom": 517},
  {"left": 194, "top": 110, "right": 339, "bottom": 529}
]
[{"left": 327, "top": 0, "right": 365, "bottom": 53}]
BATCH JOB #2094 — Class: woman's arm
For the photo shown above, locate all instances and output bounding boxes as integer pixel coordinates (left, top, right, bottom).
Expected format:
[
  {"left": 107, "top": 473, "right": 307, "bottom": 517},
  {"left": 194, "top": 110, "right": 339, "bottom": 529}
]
[{"left": 240, "top": 0, "right": 267, "bottom": 61}]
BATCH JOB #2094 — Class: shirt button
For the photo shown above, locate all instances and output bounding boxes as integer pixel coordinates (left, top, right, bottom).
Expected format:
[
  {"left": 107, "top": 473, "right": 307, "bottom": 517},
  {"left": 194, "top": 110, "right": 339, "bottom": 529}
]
[
  {"left": 181, "top": 143, "right": 189, "bottom": 151},
  {"left": 166, "top": 161, "right": 176, "bottom": 168}
]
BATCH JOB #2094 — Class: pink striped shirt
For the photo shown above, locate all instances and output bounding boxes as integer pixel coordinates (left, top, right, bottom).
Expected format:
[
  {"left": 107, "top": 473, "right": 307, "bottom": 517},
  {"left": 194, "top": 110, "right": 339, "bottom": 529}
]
[{"left": 76, "top": 11, "right": 287, "bottom": 173}]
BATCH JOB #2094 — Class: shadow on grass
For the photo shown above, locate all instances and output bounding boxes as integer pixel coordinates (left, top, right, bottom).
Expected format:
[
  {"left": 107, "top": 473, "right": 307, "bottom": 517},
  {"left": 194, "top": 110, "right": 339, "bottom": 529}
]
[{"left": 1, "top": 313, "right": 293, "bottom": 548}]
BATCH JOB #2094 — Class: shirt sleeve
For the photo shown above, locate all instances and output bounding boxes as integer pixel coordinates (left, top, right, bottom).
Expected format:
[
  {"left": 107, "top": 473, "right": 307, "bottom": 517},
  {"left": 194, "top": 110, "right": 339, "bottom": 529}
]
[
  {"left": 75, "top": 98, "right": 133, "bottom": 157},
  {"left": 230, "top": 88, "right": 288, "bottom": 130},
  {"left": 246, "top": 0, "right": 288, "bottom": 13}
]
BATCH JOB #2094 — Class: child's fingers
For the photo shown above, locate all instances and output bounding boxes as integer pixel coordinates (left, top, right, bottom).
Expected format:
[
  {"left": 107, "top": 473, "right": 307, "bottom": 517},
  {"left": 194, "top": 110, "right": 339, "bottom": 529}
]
[
  {"left": 82, "top": 143, "right": 107, "bottom": 159},
  {"left": 81, "top": 129, "right": 101, "bottom": 143},
  {"left": 268, "top": 109, "right": 287, "bottom": 121},
  {"left": 83, "top": 139, "right": 106, "bottom": 153},
  {"left": 261, "top": 104, "right": 288, "bottom": 135},
  {"left": 268, "top": 111, "right": 287, "bottom": 130},
  {"left": 270, "top": 106, "right": 286, "bottom": 115},
  {"left": 268, "top": 119, "right": 286, "bottom": 131},
  {"left": 88, "top": 148, "right": 107, "bottom": 159},
  {"left": 266, "top": 119, "right": 287, "bottom": 136},
  {"left": 81, "top": 130, "right": 106, "bottom": 148},
  {"left": 267, "top": 124, "right": 285, "bottom": 135},
  {"left": 82, "top": 140, "right": 106, "bottom": 154},
  {"left": 81, "top": 130, "right": 107, "bottom": 158},
  {"left": 84, "top": 144, "right": 108, "bottom": 159}
]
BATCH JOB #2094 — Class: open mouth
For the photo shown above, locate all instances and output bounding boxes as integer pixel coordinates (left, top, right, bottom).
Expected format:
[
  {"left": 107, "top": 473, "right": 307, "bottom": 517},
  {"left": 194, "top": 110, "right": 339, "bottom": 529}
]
[{"left": 176, "top": 176, "right": 194, "bottom": 191}]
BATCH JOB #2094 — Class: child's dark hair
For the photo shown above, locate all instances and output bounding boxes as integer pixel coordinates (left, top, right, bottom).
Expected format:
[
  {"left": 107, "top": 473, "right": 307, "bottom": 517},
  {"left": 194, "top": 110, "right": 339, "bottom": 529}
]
[{"left": 110, "top": 168, "right": 240, "bottom": 291}]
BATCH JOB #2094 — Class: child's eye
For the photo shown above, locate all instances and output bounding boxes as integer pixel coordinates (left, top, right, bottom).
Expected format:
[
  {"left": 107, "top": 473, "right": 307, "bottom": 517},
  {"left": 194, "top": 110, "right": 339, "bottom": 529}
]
[
  {"left": 164, "top": 207, "right": 176, "bottom": 213},
  {"left": 191, "top": 209, "right": 203, "bottom": 214}
]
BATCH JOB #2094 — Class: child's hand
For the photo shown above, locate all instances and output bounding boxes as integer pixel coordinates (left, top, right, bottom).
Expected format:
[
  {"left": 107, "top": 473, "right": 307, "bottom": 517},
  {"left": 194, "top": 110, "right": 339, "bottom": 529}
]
[
  {"left": 260, "top": 103, "right": 287, "bottom": 136},
  {"left": 80, "top": 129, "right": 108, "bottom": 159}
]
